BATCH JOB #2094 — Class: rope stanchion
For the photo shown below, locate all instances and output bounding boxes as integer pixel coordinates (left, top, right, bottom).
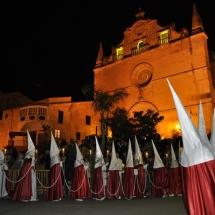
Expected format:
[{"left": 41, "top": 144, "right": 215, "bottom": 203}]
[
  {"left": 120, "top": 172, "right": 136, "bottom": 201},
  {"left": 62, "top": 166, "right": 86, "bottom": 192},
  {"left": 36, "top": 168, "right": 61, "bottom": 189},
  {"left": 106, "top": 173, "right": 121, "bottom": 196},
  {"left": 146, "top": 169, "right": 163, "bottom": 189},
  {"left": 136, "top": 169, "right": 147, "bottom": 194},
  {"left": 4, "top": 164, "right": 34, "bottom": 183}
]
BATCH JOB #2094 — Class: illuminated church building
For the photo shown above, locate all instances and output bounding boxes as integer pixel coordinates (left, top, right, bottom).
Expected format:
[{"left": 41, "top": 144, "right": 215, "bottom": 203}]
[
  {"left": 1, "top": 4, "right": 215, "bottom": 149},
  {"left": 94, "top": 5, "right": 215, "bottom": 138}
]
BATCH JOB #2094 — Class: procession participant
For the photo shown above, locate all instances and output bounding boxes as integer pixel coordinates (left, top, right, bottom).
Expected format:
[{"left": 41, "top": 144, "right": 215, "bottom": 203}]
[
  {"left": 46, "top": 132, "right": 63, "bottom": 201},
  {"left": 0, "top": 149, "right": 10, "bottom": 199},
  {"left": 168, "top": 80, "right": 215, "bottom": 215},
  {"left": 107, "top": 141, "right": 122, "bottom": 199},
  {"left": 168, "top": 144, "right": 182, "bottom": 197},
  {"left": 92, "top": 137, "right": 105, "bottom": 201},
  {"left": 210, "top": 109, "right": 215, "bottom": 154},
  {"left": 71, "top": 142, "right": 90, "bottom": 201},
  {"left": 123, "top": 139, "right": 135, "bottom": 199},
  {"left": 134, "top": 136, "right": 147, "bottom": 198},
  {"left": 12, "top": 130, "right": 38, "bottom": 201},
  {"left": 151, "top": 140, "right": 169, "bottom": 198}
]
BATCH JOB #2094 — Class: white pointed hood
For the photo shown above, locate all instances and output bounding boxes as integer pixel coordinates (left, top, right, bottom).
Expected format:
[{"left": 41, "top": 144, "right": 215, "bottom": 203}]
[
  {"left": 198, "top": 101, "right": 213, "bottom": 155},
  {"left": 50, "top": 132, "right": 60, "bottom": 167},
  {"left": 109, "top": 141, "right": 118, "bottom": 170},
  {"left": 74, "top": 142, "right": 84, "bottom": 168},
  {"left": 126, "top": 139, "right": 134, "bottom": 168},
  {"left": 25, "top": 130, "right": 35, "bottom": 159},
  {"left": 151, "top": 140, "right": 164, "bottom": 168},
  {"left": 94, "top": 136, "right": 105, "bottom": 169},
  {"left": 170, "top": 144, "right": 179, "bottom": 168},
  {"left": 0, "top": 149, "right": 4, "bottom": 165},
  {"left": 167, "top": 79, "right": 214, "bottom": 167},
  {"left": 210, "top": 109, "right": 215, "bottom": 156},
  {"left": 134, "top": 136, "right": 143, "bottom": 166}
]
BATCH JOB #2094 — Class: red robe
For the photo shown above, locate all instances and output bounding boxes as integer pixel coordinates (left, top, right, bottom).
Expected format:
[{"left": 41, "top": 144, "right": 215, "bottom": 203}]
[
  {"left": 181, "top": 160, "right": 215, "bottom": 215},
  {"left": 107, "top": 170, "right": 122, "bottom": 199},
  {"left": 46, "top": 163, "right": 63, "bottom": 201},
  {"left": 123, "top": 167, "right": 134, "bottom": 198},
  {"left": 70, "top": 165, "right": 90, "bottom": 199},
  {"left": 134, "top": 164, "right": 146, "bottom": 198},
  {"left": 168, "top": 167, "right": 182, "bottom": 196},
  {"left": 12, "top": 158, "right": 34, "bottom": 201},
  {"left": 92, "top": 166, "right": 105, "bottom": 199},
  {"left": 151, "top": 166, "right": 169, "bottom": 198}
]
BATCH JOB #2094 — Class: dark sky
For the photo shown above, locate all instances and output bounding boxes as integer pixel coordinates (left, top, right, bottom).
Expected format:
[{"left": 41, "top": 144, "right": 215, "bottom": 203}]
[{"left": 2, "top": 0, "right": 215, "bottom": 102}]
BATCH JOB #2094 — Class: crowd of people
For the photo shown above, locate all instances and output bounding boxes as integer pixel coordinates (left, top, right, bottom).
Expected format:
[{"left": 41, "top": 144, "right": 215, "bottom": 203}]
[{"left": 0, "top": 132, "right": 182, "bottom": 202}]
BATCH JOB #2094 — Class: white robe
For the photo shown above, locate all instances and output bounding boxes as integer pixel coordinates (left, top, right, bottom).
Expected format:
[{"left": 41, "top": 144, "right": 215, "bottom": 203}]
[{"left": 0, "top": 163, "right": 8, "bottom": 198}]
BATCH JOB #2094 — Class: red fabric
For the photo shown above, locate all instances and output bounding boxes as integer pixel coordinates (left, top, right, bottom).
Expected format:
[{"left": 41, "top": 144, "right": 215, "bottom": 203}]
[
  {"left": 123, "top": 167, "right": 134, "bottom": 198},
  {"left": 168, "top": 167, "right": 182, "bottom": 196},
  {"left": 181, "top": 160, "right": 215, "bottom": 215},
  {"left": 151, "top": 166, "right": 169, "bottom": 198},
  {"left": 12, "top": 158, "right": 33, "bottom": 201},
  {"left": 5, "top": 170, "right": 11, "bottom": 196},
  {"left": 71, "top": 165, "right": 90, "bottom": 199},
  {"left": 107, "top": 170, "right": 122, "bottom": 199},
  {"left": 92, "top": 166, "right": 105, "bottom": 199},
  {"left": 46, "top": 163, "right": 63, "bottom": 201},
  {"left": 134, "top": 164, "right": 146, "bottom": 198}
]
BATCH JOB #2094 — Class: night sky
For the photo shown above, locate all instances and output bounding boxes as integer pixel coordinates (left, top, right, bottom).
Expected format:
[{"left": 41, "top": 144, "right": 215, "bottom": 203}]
[{"left": 2, "top": 0, "right": 215, "bottom": 102}]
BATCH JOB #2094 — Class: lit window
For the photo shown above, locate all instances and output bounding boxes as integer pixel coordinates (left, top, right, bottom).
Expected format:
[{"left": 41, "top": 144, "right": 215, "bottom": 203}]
[
  {"left": 58, "top": 111, "right": 64, "bottom": 124},
  {"left": 137, "top": 41, "right": 144, "bottom": 53},
  {"left": 55, "top": 129, "right": 61, "bottom": 138},
  {"left": 28, "top": 108, "right": 37, "bottom": 115},
  {"left": 20, "top": 109, "right": 28, "bottom": 117},
  {"left": 86, "top": 115, "right": 91, "bottom": 125},
  {"left": 116, "top": 47, "right": 123, "bottom": 60},
  {"left": 160, "top": 30, "right": 169, "bottom": 44},
  {"left": 38, "top": 108, "right": 47, "bottom": 116}
]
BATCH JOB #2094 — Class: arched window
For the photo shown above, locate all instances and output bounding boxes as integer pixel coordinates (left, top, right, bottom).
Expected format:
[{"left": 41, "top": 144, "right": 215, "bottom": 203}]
[
  {"left": 137, "top": 41, "right": 144, "bottom": 53},
  {"left": 116, "top": 47, "right": 123, "bottom": 60}
]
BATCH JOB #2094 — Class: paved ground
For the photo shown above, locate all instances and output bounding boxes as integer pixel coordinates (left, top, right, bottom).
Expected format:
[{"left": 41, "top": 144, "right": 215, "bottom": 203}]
[{"left": 0, "top": 195, "right": 187, "bottom": 215}]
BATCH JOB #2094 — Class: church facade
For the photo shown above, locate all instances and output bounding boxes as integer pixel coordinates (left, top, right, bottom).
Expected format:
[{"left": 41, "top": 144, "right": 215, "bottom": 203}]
[{"left": 94, "top": 4, "right": 215, "bottom": 139}]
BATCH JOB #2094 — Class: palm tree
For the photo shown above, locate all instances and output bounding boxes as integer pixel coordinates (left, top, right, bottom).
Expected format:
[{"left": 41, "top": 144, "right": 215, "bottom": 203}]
[{"left": 92, "top": 88, "right": 129, "bottom": 148}]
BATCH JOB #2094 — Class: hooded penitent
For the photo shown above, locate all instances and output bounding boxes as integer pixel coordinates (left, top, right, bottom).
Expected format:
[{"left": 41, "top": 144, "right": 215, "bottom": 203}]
[
  {"left": 92, "top": 136, "right": 105, "bottom": 200},
  {"left": 50, "top": 132, "right": 60, "bottom": 167},
  {"left": 134, "top": 136, "right": 143, "bottom": 166},
  {"left": 151, "top": 140, "right": 164, "bottom": 169},
  {"left": 94, "top": 136, "right": 105, "bottom": 169},
  {"left": 25, "top": 130, "right": 35, "bottom": 159},
  {"left": 151, "top": 140, "right": 168, "bottom": 198},
  {"left": 167, "top": 79, "right": 215, "bottom": 215},
  {"left": 0, "top": 149, "right": 4, "bottom": 165},
  {"left": 210, "top": 109, "right": 215, "bottom": 156},
  {"left": 170, "top": 144, "right": 179, "bottom": 168},
  {"left": 123, "top": 139, "right": 135, "bottom": 198},
  {"left": 107, "top": 141, "right": 122, "bottom": 199},
  {"left": 109, "top": 141, "right": 117, "bottom": 171},
  {"left": 198, "top": 101, "right": 213, "bottom": 156},
  {"left": 74, "top": 142, "right": 84, "bottom": 168}
]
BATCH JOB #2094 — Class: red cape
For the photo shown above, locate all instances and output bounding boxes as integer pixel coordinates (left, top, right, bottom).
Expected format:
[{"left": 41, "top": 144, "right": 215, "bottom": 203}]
[
  {"left": 181, "top": 160, "right": 215, "bottom": 215},
  {"left": 123, "top": 167, "right": 134, "bottom": 198},
  {"left": 46, "top": 163, "right": 63, "bottom": 201},
  {"left": 70, "top": 165, "right": 90, "bottom": 199},
  {"left": 12, "top": 158, "right": 33, "bottom": 201},
  {"left": 134, "top": 164, "right": 146, "bottom": 198},
  {"left": 107, "top": 170, "right": 122, "bottom": 199}
]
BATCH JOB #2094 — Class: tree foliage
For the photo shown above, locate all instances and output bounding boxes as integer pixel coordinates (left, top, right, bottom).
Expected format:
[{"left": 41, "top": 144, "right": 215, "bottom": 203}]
[{"left": 92, "top": 88, "right": 129, "bottom": 147}]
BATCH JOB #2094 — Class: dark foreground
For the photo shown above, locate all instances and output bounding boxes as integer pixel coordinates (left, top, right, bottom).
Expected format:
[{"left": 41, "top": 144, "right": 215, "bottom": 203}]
[{"left": 0, "top": 195, "right": 187, "bottom": 215}]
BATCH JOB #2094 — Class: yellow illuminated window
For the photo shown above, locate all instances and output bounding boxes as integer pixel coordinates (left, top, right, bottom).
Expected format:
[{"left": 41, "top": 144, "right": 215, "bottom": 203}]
[
  {"left": 137, "top": 41, "right": 144, "bottom": 49},
  {"left": 55, "top": 129, "right": 60, "bottom": 138},
  {"left": 116, "top": 47, "right": 123, "bottom": 60},
  {"left": 160, "top": 30, "right": 169, "bottom": 44}
]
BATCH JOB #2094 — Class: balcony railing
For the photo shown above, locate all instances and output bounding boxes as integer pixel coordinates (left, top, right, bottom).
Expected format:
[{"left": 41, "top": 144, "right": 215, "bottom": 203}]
[
  {"left": 159, "top": 37, "right": 169, "bottom": 45},
  {"left": 131, "top": 45, "right": 149, "bottom": 56}
]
